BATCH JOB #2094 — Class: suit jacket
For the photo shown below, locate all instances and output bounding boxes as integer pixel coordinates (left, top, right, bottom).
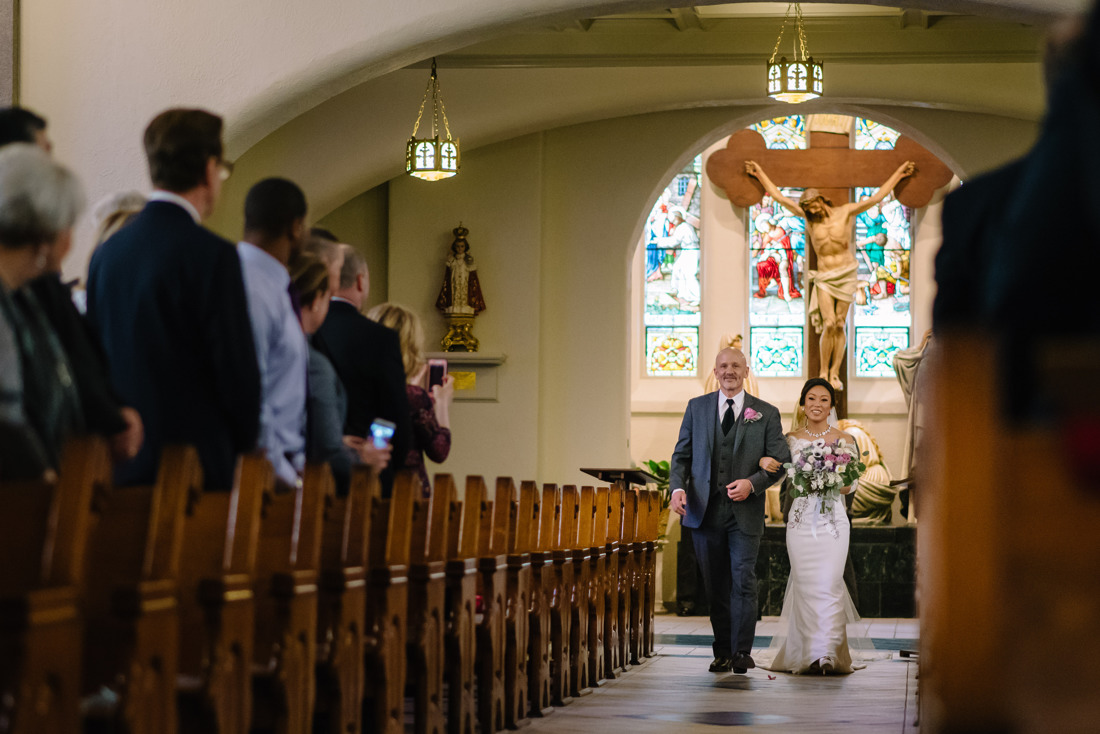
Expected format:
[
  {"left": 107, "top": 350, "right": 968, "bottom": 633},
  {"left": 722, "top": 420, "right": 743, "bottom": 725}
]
[
  {"left": 305, "top": 343, "right": 355, "bottom": 496},
  {"left": 312, "top": 299, "right": 411, "bottom": 492},
  {"left": 87, "top": 200, "right": 261, "bottom": 490},
  {"left": 668, "top": 390, "right": 789, "bottom": 534},
  {"left": 933, "top": 157, "right": 1026, "bottom": 331}
]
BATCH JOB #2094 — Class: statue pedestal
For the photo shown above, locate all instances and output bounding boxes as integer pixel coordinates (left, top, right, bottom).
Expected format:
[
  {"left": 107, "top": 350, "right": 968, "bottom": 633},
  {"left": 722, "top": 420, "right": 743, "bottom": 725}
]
[{"left": 440, "top": 314, "right": 479, "bottom": 352}]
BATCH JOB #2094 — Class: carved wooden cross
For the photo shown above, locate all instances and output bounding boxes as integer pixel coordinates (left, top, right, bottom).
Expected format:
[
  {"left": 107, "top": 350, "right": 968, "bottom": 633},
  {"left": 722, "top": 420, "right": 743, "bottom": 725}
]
[{"left": 706, "top": 127, "right": 952, "bottom": 415}]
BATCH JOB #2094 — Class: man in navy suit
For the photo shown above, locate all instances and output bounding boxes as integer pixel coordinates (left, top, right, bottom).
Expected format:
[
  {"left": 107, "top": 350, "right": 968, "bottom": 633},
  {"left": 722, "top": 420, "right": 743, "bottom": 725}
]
[
  {"left": 312, "top": 244, "right": 411, "bottom": 496},
  {"left": 87, "top": 108, "right": 261, "bottom": 490},
  {"left": 669, "top": 347, "right": 789, "bottom": 674}
]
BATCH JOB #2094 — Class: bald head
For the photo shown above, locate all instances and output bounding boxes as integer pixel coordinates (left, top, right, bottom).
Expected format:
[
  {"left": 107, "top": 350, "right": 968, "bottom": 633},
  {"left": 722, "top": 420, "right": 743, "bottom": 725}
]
[{"left": 713, "top": 347, "right": 748, "bottom": 396}]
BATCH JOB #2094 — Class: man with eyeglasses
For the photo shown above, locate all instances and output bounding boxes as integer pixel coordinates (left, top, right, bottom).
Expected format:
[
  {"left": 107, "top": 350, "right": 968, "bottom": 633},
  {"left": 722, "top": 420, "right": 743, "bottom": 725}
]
[{"left": 87, "top": 108, "right": 261, "bottom": 491}]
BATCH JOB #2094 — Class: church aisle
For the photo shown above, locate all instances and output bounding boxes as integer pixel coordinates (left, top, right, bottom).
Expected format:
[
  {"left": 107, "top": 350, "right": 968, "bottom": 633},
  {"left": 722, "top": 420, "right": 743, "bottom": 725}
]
[{"left": 523, "top": 614, "right": 919, "bottom": 733}]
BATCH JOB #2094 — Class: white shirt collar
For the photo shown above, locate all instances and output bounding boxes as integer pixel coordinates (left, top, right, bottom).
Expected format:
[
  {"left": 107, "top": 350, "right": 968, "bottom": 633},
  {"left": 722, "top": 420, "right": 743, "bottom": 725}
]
[
  {"left": 330, "top": 296, "right": 356, "bottom": 307},
  {"left": 148, "top": 190, "right": 202, "bottom": 224},
  {"left": 718, "top": 388, "right": 745, "bottom": 417}
]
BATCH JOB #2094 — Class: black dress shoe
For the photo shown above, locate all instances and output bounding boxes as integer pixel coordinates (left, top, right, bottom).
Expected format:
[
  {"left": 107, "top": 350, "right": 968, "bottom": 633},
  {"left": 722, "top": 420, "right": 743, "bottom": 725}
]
[
  {"left": 676, "top": 602, "right": 695, "bottom": 617},
  {"left": 709, "top": 657, "right": 734, "bottom": 673},
  {"left": 734, "top": 652, "right": 756, "bottom": 671}
]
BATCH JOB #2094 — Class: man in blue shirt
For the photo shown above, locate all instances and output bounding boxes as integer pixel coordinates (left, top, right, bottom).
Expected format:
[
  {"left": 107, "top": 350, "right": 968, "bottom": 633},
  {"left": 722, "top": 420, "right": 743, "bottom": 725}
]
[{"left": 238, "top": 178, "right": 310, "bottom": 488}]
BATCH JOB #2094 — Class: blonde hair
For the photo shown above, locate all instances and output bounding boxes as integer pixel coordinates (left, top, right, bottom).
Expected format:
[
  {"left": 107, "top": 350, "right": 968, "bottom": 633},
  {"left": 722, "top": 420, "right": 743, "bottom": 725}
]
[
  {"left": 288, "top": 251, "right": 329, "bottom": 307},
  {"left": 92, "top": 190, "right": 145, "bottom": 246},
  {"left": 366, "top": 302, "right": 425, "bottom": 380}
]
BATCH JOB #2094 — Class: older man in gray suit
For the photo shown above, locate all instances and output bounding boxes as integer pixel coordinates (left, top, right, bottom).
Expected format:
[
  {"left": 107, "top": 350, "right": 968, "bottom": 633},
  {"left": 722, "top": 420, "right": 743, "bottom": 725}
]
[{"left": 669, "top": 347, "right": 790, "bottom": 674}]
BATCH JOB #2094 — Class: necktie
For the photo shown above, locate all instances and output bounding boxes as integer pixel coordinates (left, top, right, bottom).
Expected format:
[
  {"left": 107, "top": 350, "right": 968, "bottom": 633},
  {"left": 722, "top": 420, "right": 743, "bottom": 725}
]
[{"left": 722, "top": 398, "right": 735, "bottom": 435}]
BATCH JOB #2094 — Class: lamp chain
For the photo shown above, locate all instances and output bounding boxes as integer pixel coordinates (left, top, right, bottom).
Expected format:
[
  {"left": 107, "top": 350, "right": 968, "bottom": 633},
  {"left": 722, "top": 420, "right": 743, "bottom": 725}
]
[
  {"left": 796, "top": 3, "right": 810, "bottom": 62},
  {"left": 768, "top": 3, "right": 794, "bottom": 64},
  {"left": 410, "top": 58, "right": 453, "bottom": 141}
]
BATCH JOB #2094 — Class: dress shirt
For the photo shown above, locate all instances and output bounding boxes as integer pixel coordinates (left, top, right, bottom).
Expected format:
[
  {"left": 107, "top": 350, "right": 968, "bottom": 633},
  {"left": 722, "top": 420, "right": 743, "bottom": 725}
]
[
  {"left": 147, "top": 190, "right": 201, "bottom": 224},
  {"left": 718, "top": 388, "right": 744, "bottom": 423},
  {"left": 238, "top": 241, "right": 308, "bottom": 485}
]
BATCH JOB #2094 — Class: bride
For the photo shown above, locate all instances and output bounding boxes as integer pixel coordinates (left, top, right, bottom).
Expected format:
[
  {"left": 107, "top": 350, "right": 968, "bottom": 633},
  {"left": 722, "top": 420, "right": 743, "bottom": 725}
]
[{"left": 760, "top": 377, "right": 860, "bottom": 675}]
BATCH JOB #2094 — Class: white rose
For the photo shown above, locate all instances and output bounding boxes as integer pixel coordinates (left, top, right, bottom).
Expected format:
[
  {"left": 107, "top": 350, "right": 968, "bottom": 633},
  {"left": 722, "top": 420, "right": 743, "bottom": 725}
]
[{"left": 787, "top": 467, "right": 796, "bottom": 477}]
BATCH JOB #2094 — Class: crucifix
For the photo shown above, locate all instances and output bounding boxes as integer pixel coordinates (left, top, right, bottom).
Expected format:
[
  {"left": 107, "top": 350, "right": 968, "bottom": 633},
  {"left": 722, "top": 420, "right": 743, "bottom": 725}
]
[{"left": 706, "top": 122, "right": 952, "bottom": 416}]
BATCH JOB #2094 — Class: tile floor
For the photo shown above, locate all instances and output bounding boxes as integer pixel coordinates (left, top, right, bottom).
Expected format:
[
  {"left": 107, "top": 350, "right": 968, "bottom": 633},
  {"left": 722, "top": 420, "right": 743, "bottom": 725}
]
[{"left": 522, "top": 612, "right": 920, "bottom": 733}]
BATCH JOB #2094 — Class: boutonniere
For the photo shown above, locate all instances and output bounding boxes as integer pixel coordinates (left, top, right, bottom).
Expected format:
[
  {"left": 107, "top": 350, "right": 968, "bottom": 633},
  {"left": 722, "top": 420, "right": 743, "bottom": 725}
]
[{"left": 743, "top": 407, "right": 762, "bottom": 424}]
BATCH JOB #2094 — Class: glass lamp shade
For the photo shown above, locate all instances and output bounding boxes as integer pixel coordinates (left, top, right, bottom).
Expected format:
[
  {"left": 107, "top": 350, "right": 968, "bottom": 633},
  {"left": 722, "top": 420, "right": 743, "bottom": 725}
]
[
  {"left": 767, "top": 57, "right": 823, "bottom": 104},
  {"left": 405, "top": 136, "right": 460, "bottom": 181}
]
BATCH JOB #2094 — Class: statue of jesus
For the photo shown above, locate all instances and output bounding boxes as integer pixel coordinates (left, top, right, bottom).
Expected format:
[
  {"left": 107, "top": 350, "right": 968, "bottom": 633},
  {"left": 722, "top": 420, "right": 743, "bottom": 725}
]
[{"left": 745, "top": 159, "right": 915, "bottom": 390}]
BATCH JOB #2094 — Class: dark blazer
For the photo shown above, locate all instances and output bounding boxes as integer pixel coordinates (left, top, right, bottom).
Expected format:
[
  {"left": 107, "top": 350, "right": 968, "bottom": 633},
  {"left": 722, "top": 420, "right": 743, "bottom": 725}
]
[
  {"left": 933, "top": 157, "right": 1026, "bottom": 331},
  {"left": 312, "top": 299, "right": 411, "bottom": 493},
  {"left": 305, "top": 343, "right": 355, "bottom": 496},
  {"left": 668, "top": 391, "right": 789, "bottom": 534},
  {"left": 86, "top": 200, "right": 261, "bottom": 490},
  {"left": 27, "top": 272, "right": 128, "bottom": 436}
]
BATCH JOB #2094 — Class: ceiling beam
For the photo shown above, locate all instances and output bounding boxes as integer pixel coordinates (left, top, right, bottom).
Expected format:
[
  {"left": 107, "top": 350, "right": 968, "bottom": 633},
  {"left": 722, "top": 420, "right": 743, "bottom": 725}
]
[{"left": 669, "top": 7, "right": 704, "bottom": 31}]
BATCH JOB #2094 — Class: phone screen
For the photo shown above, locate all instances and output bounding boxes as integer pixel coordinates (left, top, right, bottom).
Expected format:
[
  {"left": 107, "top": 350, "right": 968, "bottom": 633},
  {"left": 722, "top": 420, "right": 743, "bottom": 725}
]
[
  {"left": 369, "top": 419, "right": 396, "bottom": 449},
  {"left": 428, "top": 359, "right": 448, "bottom": 388}
]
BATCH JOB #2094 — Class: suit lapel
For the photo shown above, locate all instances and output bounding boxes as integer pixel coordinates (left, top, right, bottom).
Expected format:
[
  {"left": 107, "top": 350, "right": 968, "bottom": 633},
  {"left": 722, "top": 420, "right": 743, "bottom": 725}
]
[
  {"left": 731, "top": 393, "right": 756, "bottom": 456},
  {"left": 702, "top": 391, "right": 716, "bottom": 455}
]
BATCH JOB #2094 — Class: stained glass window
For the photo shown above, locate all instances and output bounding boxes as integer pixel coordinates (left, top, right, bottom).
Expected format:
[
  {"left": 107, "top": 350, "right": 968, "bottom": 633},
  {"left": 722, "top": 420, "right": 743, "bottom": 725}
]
[
  {"left": 856, "top": 327, "right": 910, "bottom": 377},
  {"left": 644, "top": 156, "right": 702, "bottom": 376},
  {"left": 852, "top": 186, "right": 911, "bottom": 377},
  {"left": 750, "top": 326, "right": 804, "bottom": 377},
  {"left": 749, "top": 116, "right": 806, "bottom": 150},
  {"left": 855, "top": 118, "right": 901, "bottom": 151},
  {"left": 748, "top": 187, "right": 805, "bottom": 377}
]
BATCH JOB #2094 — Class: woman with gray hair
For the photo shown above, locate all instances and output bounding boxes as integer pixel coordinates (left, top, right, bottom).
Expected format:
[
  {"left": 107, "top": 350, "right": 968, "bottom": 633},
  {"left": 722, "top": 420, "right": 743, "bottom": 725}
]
[{"left": 0, "top": 143, "right": 85, "bottom": 479}]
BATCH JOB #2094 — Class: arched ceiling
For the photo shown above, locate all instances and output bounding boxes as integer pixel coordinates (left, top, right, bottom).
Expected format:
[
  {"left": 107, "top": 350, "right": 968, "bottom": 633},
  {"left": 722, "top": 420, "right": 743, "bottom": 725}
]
[{"left": 208, "top": 1, "right": 1060, "bottom": 231}]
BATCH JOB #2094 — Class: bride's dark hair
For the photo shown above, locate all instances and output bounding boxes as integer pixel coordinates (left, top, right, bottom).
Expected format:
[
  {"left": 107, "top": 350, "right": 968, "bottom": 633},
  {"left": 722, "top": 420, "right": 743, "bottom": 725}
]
[{"left": 799, "top": 377, "right": 836, "bottom": 406}]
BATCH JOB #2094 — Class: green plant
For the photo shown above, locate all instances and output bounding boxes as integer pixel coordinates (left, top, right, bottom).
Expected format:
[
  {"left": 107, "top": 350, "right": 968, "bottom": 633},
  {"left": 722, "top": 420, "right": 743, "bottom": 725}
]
[
  {"left": 643, "top": 459, "right": 671, "bottom": 511},
  {"left": 643, "top": 459, "right": 673, "bottom": 541}
]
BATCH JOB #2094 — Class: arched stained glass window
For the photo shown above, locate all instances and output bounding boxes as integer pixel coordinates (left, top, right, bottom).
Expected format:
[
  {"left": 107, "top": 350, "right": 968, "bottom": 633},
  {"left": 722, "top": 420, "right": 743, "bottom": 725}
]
[
  {"left": 643, "top": 155, "right": 702, "bottom": 376},
  {"left": 852, "top": 186, "right": 911, "bottom": 376}
]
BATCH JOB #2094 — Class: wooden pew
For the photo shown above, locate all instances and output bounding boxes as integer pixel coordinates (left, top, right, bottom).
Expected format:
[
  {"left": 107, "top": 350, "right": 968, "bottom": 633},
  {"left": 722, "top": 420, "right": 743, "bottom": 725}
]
[
  {"left": 585, "top": 486, "right": 608, "bottom": 687},
  {"left": 548, "top": 484, "right": 573, "bottom": 706},
  {"left": 362, "top": 471, "right": 416, "bottom": 734},
  {"left": 313, "top": 466, "right": 379, "bottom": 734},
  {"left": 250, "top": 464, "right": 331, "bottom": 734},
  {"left": 639, "top": 488, "right": 659, "bottom": 658},
  {"left": 176, "top": 452, "right": 270, "bottom": 734},
  {"left": 0, "top": 437, "right": 109, "bottom": 734},
  {"left": 564, "top": 485, "right": 591, "bottom": 699},
  {"left": 603, "top": 484, "right": 624, "bottom": 678},
  {"left": 407, "top": 474, "right": 454, "bottom": 734},
  {"left": 503, "top": 480, "right": 534, "bottom": 729},
  {"left": 444, "top": 475, "right": 485, "bottom": 734},
  {"left": 80, "top": 444, "right": 198, "bottom": 734},
  {"left": 526, "top": 484, "right": 556, "bottom": 717},
  {"left": 474, "top": 477, "right": 509, "bottom": 733},
  {"left": 620, "top": 487, "right": 640, "bottom": 667}
]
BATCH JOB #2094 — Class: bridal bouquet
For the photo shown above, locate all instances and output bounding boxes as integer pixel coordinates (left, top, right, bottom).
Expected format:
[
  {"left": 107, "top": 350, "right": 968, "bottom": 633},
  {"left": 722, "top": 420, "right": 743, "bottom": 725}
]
[{"left": 784, "top": 438, "right": 866, "bottom": 517}]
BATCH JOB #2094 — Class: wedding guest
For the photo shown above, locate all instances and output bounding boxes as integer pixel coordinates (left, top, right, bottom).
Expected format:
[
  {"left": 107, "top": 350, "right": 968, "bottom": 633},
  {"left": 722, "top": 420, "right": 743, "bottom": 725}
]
[
  {"left": 0, "top": 111, "right": 144, "bottom": 462},
  {"left": 87, "top": 108, "right": 261, "bottom": 490},
  {"left": 312, "top": 245, "right": 410, "bottom": 496},
  {"left": 290, "top": 252, "right": 390, "bottom": 494},
  {"left": 367, "top": 302, "right": 453, "bottom": 497},
  {"left": 0, "top": 145, "right": 83, "bottom": 479},
  {"left": 238, "top": 178, "right": 309, "bottom": 489}
]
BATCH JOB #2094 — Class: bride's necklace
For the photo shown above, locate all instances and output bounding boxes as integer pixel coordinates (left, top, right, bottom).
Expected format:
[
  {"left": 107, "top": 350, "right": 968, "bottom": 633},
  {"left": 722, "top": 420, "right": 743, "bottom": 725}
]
[{"left": 804, "top": 425, "right": 830, "bottom": 438}]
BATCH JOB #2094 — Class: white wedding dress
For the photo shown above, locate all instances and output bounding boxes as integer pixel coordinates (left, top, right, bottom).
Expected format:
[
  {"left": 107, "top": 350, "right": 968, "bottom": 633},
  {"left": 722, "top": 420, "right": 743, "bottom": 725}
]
[{"left": 764, "top": 435, "right": 860, "bottom": 674}]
